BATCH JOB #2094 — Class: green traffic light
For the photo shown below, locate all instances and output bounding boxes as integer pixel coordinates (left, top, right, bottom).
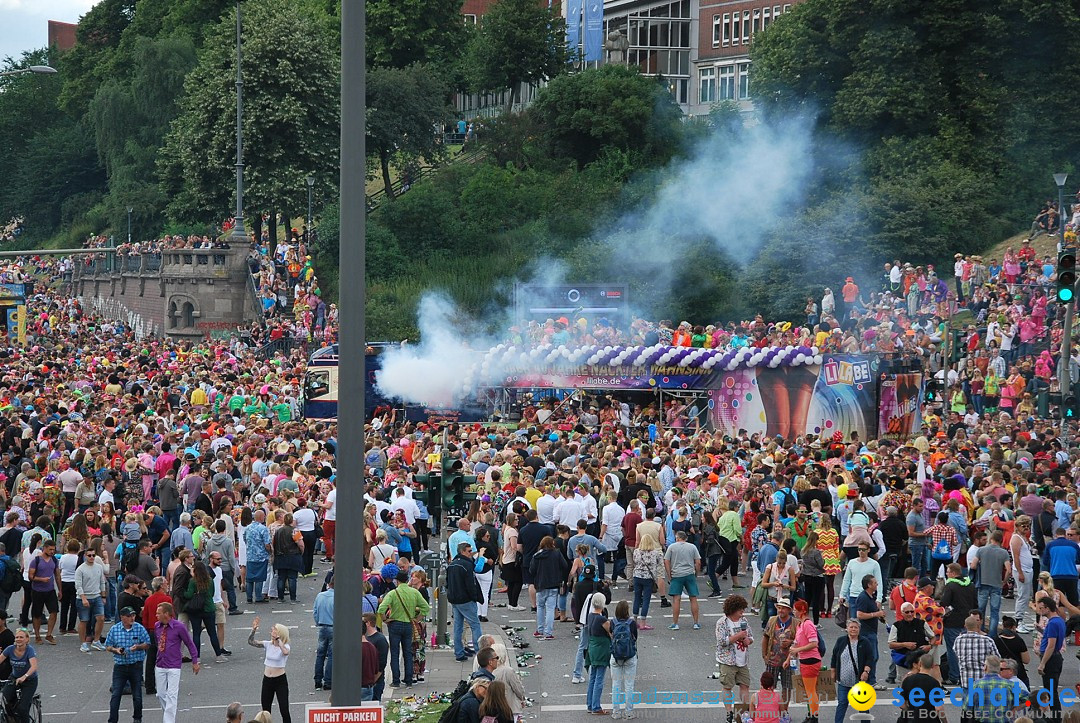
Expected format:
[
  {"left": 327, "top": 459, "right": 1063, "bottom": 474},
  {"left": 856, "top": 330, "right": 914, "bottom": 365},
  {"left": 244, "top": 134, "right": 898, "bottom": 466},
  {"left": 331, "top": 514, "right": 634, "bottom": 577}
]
[{"left": 1059, "top": 287, "right": 1075, "bottom": 303}]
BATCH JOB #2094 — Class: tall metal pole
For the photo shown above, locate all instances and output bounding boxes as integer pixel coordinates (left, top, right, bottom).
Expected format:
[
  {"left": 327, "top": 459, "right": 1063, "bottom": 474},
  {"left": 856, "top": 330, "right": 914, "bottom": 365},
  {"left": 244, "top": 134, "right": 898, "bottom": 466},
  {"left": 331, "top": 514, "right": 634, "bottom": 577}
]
[
  {"left": 127, "top": 207, "right": 133, "bottom": 246},
  {"left": 1058, "top": 173, "right": 1072, "bottom": 430},
  {"left": 306, "top": 176, "right": 315, "bottom": 245},
  {"left": 332, "top": 0, "right": 365, "bottom": 706},
  {"left": 229, "top": 1, "right": 247, "bottom": 245}
]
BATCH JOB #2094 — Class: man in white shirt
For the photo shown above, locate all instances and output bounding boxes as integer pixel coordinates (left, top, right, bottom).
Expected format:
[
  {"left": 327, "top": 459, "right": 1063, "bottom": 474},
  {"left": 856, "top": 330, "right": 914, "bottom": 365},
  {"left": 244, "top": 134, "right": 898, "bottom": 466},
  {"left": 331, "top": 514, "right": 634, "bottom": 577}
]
[
  {"left": 535, "top": 486, "right": 557, "bottom": 525},
  {"left": 554, "top": 488, "right": 583, "bottom": 527},
  {"left": 98, "top": 478, "right": 117, "bottom": 507},
  {"left": 391, "top": 487, "right": 421, "bottom": 525},
  {"left": 600, "top": 491, "right": 625, "bottom": 584}
]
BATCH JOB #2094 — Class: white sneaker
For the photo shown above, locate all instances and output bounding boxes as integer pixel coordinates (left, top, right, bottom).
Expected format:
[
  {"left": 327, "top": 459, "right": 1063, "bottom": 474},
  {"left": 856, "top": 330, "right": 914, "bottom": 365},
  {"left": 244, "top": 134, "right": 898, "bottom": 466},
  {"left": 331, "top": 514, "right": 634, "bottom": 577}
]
[
  {"left": 91, "top": 641, "right": 106, "bottom": 651},
  {"left": 508, "top": 605, "right": 526, "bottom": 612},
  {"left": 80, "top": 643, "right": 90, "bottom": 653},
  {"left": 612, "top": 711, "right": 623, "bottom": 720},
  {"left": 571, "top": 675, "right": 585, "bottom": 684},
  {"left": 1017, "top": 626, "right": 1034, "bottom": 634}
]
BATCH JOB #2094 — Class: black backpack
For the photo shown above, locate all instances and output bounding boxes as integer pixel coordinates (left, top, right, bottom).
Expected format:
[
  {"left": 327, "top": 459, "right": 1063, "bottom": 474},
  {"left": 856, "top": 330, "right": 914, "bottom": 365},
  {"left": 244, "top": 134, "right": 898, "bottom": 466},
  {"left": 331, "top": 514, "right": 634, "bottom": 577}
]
[
  {"left": 436, "top": 679, "right": 471, "bottom": 723},
  {"left": 120, "top": 542, "right": 140, "bottom": 576},
  {"left": 0, "top": 557, "right": 20, "bottom": 594}
]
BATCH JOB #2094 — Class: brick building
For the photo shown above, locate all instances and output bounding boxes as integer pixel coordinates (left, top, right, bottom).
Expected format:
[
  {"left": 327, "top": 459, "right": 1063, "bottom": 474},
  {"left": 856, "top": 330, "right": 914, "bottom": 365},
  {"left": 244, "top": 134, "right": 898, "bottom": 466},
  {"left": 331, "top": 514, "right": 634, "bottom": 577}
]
[
  {"left": 691, "top": 0, "right": 801, "bottom": 113},
  {"left": 48, "top": 20, "right": 78, "bottom": 52}
]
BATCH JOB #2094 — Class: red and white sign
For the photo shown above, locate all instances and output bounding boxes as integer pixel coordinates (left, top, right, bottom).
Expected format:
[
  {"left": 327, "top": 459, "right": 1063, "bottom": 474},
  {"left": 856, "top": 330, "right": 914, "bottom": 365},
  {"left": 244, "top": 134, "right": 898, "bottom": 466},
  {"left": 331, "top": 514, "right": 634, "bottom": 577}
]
[{"left": 306, "top": 704, "right": 384, "bottom": 723}]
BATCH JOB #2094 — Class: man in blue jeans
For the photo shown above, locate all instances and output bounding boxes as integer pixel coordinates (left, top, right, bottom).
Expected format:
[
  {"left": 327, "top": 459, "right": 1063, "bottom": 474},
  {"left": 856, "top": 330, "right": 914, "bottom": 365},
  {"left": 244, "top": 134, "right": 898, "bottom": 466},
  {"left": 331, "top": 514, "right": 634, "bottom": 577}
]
[
  {"left": 446, "top": 542, "right": 486, "bottom": 662},
  {"left": 313, "top": 576, "right": 334, "bottom": 690},
  {"left": 906, "top": 499, "right": 930, "bottom": 579},
  {"left": 972, "top": 530, "right": 1011, "bottom": 638},
  {"left": 104, "top": 607, "right": 151, "bottom": 723},
  {"left": 854, "top": 574, "right": 885, "bottom": 684}
]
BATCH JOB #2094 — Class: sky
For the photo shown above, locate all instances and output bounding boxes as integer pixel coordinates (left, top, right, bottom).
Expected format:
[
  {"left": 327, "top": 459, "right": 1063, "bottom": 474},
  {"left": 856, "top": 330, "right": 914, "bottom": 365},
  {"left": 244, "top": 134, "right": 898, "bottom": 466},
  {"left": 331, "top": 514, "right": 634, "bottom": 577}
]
[{"left": 0, "top": 0, "right": 98, "bottom": 63}]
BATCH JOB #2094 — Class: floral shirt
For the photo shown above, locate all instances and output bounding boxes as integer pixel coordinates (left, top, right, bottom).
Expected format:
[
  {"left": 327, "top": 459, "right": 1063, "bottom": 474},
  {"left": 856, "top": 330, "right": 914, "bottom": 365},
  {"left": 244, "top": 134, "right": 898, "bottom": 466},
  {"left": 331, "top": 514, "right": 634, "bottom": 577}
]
[
  {"left": 749, "top": 527, "right": 770, "bottom": 562},
  {"left": 715, "top": 614, "right": 754, "bottom": 667}
]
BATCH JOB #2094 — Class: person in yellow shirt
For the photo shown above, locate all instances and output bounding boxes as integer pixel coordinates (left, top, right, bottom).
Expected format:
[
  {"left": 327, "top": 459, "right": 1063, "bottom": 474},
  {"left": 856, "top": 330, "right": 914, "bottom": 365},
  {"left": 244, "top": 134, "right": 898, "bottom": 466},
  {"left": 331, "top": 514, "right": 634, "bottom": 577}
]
[{"left": 190, "top": 386, "right": 208, "bottom": 407}]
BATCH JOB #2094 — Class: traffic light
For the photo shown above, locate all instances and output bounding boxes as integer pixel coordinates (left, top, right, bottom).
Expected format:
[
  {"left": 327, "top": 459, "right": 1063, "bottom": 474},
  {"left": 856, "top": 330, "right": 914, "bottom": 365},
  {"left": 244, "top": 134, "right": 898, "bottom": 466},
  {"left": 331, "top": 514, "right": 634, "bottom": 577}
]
[
  {"left": 440, "top": 457, "right": 479, "bottom": 510},
  {"left": 1057, "top": 249, "right": 1077, "bottom": 303},
  {"left": 1065, "top": 393, "right": 1078, "bottom": 420},
  {"left": 442, "top": 457, "right": 463, "bottom": 508}
]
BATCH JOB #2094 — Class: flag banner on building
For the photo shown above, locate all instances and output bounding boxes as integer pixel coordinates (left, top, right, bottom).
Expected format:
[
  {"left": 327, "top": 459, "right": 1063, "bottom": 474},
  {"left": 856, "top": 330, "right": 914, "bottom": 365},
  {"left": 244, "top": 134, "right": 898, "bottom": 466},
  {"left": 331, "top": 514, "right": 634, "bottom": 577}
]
[
  {"left": 566, "top": 0, "right": 582, "bottom": 58},
  {"left": 583, "top": 0, "right": 603, "bottom": 62},
  {"left": 709, "top": 355, "right": 880, "bottom": 440}
]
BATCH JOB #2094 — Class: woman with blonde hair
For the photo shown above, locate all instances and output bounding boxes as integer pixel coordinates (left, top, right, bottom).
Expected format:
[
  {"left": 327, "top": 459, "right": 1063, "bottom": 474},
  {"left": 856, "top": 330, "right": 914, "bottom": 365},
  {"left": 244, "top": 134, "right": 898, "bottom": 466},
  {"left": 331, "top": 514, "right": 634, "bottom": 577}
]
[
  {"left": 249, "top": 616, "right": 292, "bottom": 723},
  {"left": 632, "top": 534, "right": 663, "bottom": 631},
  {"left": 489, "top": 639, "right": 527, "bottom": 716}
]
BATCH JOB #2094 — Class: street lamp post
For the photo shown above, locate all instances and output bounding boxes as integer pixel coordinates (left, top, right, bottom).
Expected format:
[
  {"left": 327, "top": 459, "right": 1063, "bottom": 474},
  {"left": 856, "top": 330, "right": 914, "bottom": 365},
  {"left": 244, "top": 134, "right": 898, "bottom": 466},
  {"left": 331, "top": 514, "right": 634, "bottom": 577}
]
[
  {"left": 229, "top": 1, "right": 247, "bottom": 246},
  {"left": 127, "top": 207, "right": 133, "bottom": 247},
  {"left": 305, "top": 176, "right": 315, "bottom": 245},
  {"left": 0, "top": 65, "right": 57, "bottom": 78},
  {"left": 1057, "top": 171, "right": 1072, "bottom": 429}
]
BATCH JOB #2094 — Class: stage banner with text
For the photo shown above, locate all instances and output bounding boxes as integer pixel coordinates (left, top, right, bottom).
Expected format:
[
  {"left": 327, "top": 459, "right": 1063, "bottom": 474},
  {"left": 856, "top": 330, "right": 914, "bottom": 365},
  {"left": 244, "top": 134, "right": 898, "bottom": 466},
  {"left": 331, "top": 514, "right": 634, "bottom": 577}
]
[
  {"left": 709, "top": 355, "right": 879, "bottom": 440},
  {"left": 878, "top": 372, "right": 924, "bottom": 438}
]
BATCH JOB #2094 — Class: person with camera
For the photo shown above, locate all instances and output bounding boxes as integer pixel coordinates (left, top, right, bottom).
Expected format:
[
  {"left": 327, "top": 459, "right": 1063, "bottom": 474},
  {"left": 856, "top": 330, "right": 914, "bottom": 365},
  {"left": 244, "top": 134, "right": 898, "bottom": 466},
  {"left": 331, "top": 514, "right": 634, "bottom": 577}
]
[{"left": 104, "top": 606, "right": 151, "bottom": 723}]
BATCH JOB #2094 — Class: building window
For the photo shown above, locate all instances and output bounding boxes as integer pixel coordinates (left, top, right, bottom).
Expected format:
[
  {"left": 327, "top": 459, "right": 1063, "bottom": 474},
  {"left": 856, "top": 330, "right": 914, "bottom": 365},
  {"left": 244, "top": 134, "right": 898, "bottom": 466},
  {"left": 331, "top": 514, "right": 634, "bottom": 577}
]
[
  {"left": 783, "top": 4, "right": 792, "bottom": 12},
  {"left": 718, "top": 65, "right": 735, "bottom": 100},
  {"left": 753, "top": 8, "right": 761, "bottom": 35},
  {"left": 737, "top": 62, "right": 751, "bottom": 99},
  {"left": 729, "top": 14, "right": 740, "bottom": 45},
  {"left": 762, "top": 7, "right": 771, "bottom": 30},
  {"left": 721, "top": 13, "right": 730, "bottom": 45},
  {"left": 464, "top": 13, "right": 477, "bottom": 25},
  {"left": 700, "top": 67, "right": 716, "bottom": 103},
  {"left": 741, "top": 11, "right": 750, "bottom": 43},
  {"left": 712, "top": 15, "right": 720, "bottom": 46},
  {"left": 774, "top": 4, "right": 781, "bottom": 19}
]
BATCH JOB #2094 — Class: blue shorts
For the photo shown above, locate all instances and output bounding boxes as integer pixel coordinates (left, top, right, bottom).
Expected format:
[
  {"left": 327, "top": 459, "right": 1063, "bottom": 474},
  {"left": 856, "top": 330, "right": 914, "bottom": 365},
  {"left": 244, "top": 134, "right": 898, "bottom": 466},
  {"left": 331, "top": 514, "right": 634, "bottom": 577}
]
[
  {"left": 76, "top": 596, "right": 104, "bottom": 622},
  {"left": 668, "top": 575, "right": 699, "bottom": 598}
]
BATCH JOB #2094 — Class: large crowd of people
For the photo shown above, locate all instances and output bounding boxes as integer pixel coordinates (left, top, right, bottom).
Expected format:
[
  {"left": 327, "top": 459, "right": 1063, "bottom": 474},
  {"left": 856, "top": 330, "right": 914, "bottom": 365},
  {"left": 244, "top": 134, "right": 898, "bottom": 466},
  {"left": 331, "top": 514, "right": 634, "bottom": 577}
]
[{"left": 0, "top": 215, "right": 1074, "bottom": 723}]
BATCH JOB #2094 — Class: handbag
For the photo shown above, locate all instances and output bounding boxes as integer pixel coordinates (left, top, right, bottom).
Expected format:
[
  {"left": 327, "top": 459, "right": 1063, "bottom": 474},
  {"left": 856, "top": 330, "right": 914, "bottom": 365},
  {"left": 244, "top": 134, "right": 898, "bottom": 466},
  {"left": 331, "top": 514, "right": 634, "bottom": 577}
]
[
  {"left": 183, "top": 589, "right": 206, "bottom": 615},
  {"left": 833, "top": 599, "right": 848, "bottom": 628}
]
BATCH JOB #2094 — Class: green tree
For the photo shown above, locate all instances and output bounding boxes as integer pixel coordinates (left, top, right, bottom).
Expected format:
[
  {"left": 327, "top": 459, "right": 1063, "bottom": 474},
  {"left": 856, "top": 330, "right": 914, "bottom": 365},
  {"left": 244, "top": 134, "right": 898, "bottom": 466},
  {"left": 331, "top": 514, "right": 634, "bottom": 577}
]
[
  {"left": 366, "top": 64, "right": 453, "bottom": 199},
  {"left": 466, "top": 0, "right": 567, "bottom": 111},
  {"left": 160, "top": 0, "right": 339, "bottom": 229},
  {"left": 366, "top": 0, "right": 466, "bottom": 70},
  {"left": 527, "top": 65, "right": 684, "bottom": 168}
]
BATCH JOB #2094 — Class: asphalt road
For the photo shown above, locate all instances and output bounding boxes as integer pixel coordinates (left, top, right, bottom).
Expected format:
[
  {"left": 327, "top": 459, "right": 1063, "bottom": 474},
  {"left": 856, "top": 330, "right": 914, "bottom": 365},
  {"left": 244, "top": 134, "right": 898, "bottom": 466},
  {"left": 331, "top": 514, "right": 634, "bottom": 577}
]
[
  {"left": 39, "top": 563, "right": 1080, "bottom": 723},
  {"left": 41, "top": 566, "right": 335, "bottom": 722}
]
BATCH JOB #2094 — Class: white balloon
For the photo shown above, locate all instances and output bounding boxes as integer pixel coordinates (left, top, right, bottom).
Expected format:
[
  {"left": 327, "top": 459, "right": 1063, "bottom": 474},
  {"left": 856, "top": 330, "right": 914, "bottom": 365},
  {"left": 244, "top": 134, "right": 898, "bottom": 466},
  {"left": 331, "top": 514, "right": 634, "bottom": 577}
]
[{"left": 813, "top": 355, "right": 823, "bottom": 365}]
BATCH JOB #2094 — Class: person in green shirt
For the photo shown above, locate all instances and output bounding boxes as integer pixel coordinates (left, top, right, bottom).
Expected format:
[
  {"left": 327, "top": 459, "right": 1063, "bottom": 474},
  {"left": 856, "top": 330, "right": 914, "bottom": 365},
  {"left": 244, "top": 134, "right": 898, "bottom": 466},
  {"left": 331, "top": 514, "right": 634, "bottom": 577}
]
[
  {"left": 228, "top": 393, "right": 246, "bottom": 413},
  {"left": 786, "top": 506, "right": 813, "bottom": 550},
  {"left": 270, "top": 402, "right": 292, "bottom": 423},
  {"left": 376, "top": 571, "right": 431, "bottom": 687},
  {"left": 715, "top": 498, "right": 745, "bottom": 589}
]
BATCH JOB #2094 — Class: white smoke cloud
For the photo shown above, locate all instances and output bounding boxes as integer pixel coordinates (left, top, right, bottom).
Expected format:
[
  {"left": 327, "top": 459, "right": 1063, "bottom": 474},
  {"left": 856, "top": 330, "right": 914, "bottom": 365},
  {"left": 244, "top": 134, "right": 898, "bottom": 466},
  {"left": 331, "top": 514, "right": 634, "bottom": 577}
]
[
  {"left": 375, "top": 115, "right": 819, "bottom": 405},
  {"left": 374, "top": 293, "right": 490, "bottom": 407}
]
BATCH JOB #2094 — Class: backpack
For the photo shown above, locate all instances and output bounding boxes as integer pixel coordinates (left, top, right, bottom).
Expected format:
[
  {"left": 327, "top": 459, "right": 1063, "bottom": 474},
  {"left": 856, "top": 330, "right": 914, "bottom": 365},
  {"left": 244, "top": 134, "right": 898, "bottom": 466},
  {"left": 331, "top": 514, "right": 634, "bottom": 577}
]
[
  {"left": 120, "top": 541, "right": 140, "bottom": 575},
  {"left": 779, "top": 487, "right": 797, "bottom": 512},
  {"left": 610, "top": 617, "right": 637, "bottom": 663},
  {"left": 436, "top": 679, "right": 471, "bottom": 723},
  {"left": 0, "top": 557, "right": 20, "bottom": 594},
  {"left": 931, "top": 536, "right": 952, "bottom": 562}
]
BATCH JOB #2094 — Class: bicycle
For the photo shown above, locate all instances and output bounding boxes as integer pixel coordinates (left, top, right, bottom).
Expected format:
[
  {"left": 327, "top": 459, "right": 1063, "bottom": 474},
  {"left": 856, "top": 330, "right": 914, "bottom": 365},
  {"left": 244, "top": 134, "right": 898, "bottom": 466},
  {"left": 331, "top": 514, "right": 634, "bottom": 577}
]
[{"left": 0, "top": 679, "right": 42, "bottom": 723}]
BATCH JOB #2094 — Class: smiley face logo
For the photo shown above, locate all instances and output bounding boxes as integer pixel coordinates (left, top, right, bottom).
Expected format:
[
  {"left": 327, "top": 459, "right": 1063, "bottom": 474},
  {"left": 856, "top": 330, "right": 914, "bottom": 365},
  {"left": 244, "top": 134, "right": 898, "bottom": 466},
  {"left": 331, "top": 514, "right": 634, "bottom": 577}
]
[{"left": 848, "top": 681, "right": 876, "bottom": 711}]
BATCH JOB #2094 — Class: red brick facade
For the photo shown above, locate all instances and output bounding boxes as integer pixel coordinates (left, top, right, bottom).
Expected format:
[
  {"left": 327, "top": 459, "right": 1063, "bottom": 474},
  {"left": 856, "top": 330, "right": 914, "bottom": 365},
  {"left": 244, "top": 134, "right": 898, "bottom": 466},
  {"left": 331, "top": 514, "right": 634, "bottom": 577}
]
[
  {"left": 697, "top": 1, "right": 798, "bottom": 61},
  {"left": 48, "top": 20, "right": 78, "bottom": 52}
]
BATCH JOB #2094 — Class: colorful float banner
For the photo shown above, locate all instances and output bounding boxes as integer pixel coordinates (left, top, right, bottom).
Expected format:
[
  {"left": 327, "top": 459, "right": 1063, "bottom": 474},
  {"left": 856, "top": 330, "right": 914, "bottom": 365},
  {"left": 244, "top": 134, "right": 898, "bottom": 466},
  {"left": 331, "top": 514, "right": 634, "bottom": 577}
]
[
  {"left": 709, "top": 355, "right": 879, "bottom": 440},
  {"left": 878, "top": 372, "right": 925, "bottom": 438},
  {"left": 498, "top": 365, "right": 723, "bottom": 390}
]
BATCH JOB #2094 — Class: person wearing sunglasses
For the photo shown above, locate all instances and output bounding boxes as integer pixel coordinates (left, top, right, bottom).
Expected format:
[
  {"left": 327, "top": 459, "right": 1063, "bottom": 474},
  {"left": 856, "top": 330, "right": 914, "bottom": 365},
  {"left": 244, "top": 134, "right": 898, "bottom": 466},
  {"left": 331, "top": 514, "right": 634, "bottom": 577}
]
[{"left": 74, "top": 548, "right": 109, "bottom": 654}]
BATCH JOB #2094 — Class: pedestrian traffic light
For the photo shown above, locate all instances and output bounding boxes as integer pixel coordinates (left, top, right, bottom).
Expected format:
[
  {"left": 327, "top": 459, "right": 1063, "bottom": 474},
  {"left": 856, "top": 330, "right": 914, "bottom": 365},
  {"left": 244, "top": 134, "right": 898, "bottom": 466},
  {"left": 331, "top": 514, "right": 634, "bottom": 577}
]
[
  {"left": 442, "top": 457, "right": 464, "bottom": 508},
  {"left": 1065, "top": 393, "right": 1078, "bottom": 419},
  {"left": 1057, "top": 250, "right": 1077, "bottom": 303}
]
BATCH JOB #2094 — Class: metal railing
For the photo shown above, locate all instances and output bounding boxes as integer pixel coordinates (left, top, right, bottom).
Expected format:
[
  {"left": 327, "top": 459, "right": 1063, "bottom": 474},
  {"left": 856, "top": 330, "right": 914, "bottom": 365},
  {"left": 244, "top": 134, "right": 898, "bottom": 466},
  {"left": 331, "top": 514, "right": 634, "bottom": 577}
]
[
  {"left": 254, "top": 336, "right": 297, "bottom": 360},
  {"left": 365, "top": 146, "right": 488, "bottom": 214}
]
